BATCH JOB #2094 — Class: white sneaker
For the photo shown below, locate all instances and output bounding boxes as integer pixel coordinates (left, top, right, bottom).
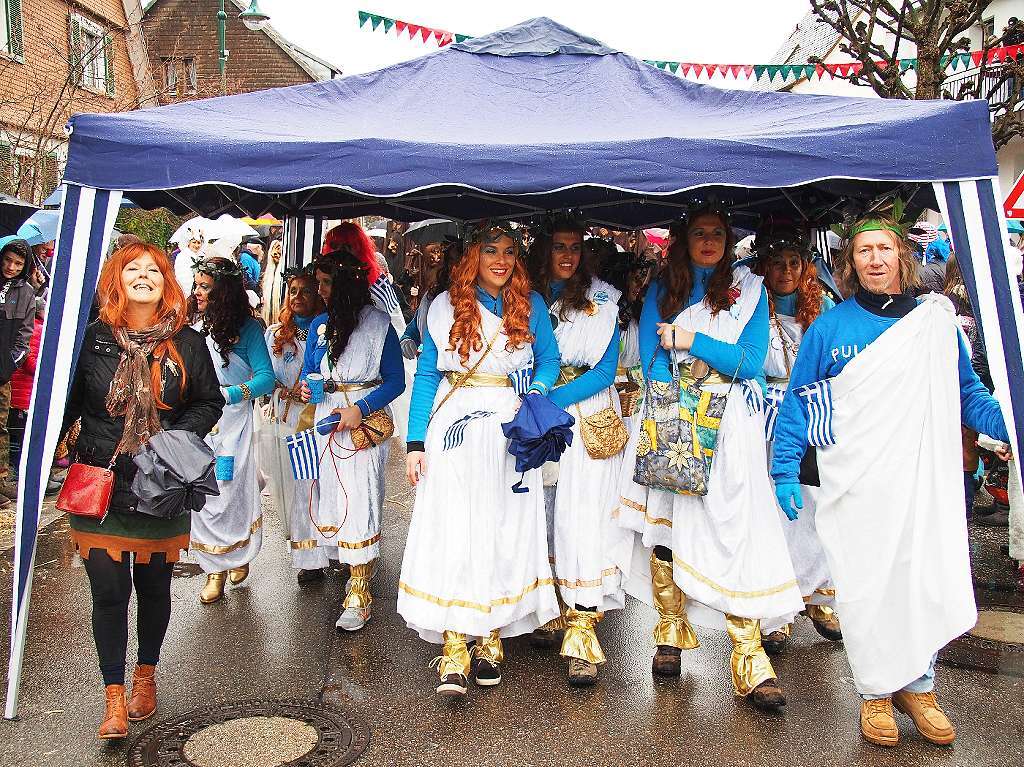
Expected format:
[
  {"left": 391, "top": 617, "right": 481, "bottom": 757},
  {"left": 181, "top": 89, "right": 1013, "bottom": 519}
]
[{"left": 335, "top": 605, "right": 371, "bottom": 631}]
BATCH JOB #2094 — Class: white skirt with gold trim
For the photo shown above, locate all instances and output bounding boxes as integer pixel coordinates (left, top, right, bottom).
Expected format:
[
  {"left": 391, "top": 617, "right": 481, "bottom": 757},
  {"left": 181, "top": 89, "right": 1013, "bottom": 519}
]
[
  {"left": 398, "top": 385, "right": 560, "bottom": 643},
  {"left": 309, "top": 397, "right": 391, "bottom": 567},
  {"left": 546, "top": 386, "right": 632, "bottom": 611},
  {"left": 192, "top": 402, "right": 263, "bottom": 572},
  {"left": 617, "top": 388, "right": 804, "bottom": 627}
]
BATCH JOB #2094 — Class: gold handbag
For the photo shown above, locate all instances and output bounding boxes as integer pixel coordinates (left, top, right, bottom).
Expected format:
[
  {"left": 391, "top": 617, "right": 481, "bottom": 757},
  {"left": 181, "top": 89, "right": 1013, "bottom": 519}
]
[
  {"left": 351, "top": 409, "right": 395, "bottom": 451},
  {"left": 615, "top": 381, "right": 642, "bottom": 418},
  {"left": 576, "top": 390, "right": 628, "bottom": 460}
]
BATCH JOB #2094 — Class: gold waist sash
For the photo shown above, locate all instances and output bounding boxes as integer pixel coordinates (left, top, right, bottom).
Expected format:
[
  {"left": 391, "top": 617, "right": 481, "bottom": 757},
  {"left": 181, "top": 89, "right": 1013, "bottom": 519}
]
[
  {"left": 328, "top": 378, "right": 382, "bottom": 392},
  {"left": 557, "top": 364, "right": 590, "bottom": 385},
  {"left": 443, "top": 371, "right": 511, "bottom": 388},
  {"left": 677, "top": 361, "right": 730, "bottom": 388}
]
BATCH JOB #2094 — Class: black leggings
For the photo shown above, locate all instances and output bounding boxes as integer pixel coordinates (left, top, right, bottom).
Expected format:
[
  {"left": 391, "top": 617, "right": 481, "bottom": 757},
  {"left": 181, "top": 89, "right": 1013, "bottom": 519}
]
[{"left": 82, "top": 551, "right": 174, "bottom": 686}]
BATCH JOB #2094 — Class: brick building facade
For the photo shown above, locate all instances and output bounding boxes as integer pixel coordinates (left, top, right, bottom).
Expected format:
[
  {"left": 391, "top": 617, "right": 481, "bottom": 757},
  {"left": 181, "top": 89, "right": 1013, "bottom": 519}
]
[
  {"left": 0, "top": 0, "right": 156, "bottom": 203},
  {"left": 143, "top": 0, "right": 340, "bottom": 103}
]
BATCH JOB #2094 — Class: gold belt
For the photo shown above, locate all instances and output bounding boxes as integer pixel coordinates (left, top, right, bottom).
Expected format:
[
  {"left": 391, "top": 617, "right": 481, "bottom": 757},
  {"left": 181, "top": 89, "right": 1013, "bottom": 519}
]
[
  {"left": 443, "top": 371, "right": 511, "bottom": 387},
  {"left": 616, "top": 365, "right": 628, "bottom": 377},
  {"left": 677, "top": 361, "right": 729, "bottom": 388},
  {"left": 327, "top": 378, "right": 382, "bottom": 392},
  {"left": 766, "top": 376, "right": 789, "bottom": 385},
  {"left": 557, "top": 364, "right": 590, "bottom": 385}
]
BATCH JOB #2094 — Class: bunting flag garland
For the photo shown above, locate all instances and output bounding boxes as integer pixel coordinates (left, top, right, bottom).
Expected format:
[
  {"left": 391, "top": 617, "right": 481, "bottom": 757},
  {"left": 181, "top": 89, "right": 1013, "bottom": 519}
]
[{"left": 357, "top": 9, "right": 1024, "bottom": 86}]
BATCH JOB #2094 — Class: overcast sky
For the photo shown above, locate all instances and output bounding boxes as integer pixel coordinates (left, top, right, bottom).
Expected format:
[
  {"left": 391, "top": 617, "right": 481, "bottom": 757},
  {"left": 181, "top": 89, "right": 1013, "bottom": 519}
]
[{"left": 255, "top": 0, "right": 812, "bottom": 85}]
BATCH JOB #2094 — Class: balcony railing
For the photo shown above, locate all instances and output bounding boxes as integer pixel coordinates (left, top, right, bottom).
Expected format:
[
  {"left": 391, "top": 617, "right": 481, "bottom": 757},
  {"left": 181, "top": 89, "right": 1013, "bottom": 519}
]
[{"left": 942, "top": 66, "right": 1022, "bottom": 113}]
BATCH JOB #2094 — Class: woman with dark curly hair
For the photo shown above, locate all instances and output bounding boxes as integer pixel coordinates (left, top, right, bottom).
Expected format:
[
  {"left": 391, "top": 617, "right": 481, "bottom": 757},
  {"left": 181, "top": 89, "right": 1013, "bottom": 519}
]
[
  {"left": 526, "top": 217, "right": 633, "bottom": 687},
  {"left": 749, "top": 223, "right": 841, "bottom": 655},
  {"left": 296, "top": 248, "right": 405, "bottom": 630},
  {"left": 616, "top": 205, "right": 802, "bottom": 712},
  {"left": 190, "top": 256, "right": 276, "bottom": 604},
  {"left": 398, "top": 222, "right": 560, "bottom": 698}
]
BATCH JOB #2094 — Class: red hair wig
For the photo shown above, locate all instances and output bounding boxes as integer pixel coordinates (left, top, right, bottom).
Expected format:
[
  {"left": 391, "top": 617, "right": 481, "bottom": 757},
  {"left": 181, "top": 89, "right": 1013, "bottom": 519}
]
[
  {"left": 97, "top": 242, "right": 187, "bottom": 408},
  {"left": 321, "top": 222, "right": 382, "bottom": 284},
  {"left": 754, "top": 251, "right": 824, "bottom": 331},
  {"left": 272, "top": 272, "right": 324, "bottom": 357},
  {"left": 447, "top": 242, "right": 533, "bottom": 364}
]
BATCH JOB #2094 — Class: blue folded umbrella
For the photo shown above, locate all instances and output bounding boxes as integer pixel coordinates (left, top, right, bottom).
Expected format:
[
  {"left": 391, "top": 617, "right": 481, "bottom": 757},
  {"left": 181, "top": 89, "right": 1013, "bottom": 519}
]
[{"left": 501, "top": 393, "right": 575, "bottom": 493}]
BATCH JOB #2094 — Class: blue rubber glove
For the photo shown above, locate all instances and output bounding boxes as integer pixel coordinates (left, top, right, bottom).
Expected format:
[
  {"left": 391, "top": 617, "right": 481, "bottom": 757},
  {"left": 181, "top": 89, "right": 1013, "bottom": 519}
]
[{"left": 775, "top": 482, "right": 803, "bottom": 521}]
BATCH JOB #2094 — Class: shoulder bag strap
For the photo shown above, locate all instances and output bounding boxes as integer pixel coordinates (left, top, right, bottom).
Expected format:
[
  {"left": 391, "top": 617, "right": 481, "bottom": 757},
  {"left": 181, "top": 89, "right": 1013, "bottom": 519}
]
[{"left": 429, "top": 325, "right": 502, "bottom": 418}]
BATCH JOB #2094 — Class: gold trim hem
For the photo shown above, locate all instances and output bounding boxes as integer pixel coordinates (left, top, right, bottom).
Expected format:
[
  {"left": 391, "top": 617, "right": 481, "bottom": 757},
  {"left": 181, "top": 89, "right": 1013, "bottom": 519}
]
[
  {"left": 190, "top": 516, "right": 263, "bottom": 555},
  {"left": 672, "top": 554, "right": 798, "bottom": 600},
  {"left": 399, "top": 577, "right": 555, "bottom": 614}
]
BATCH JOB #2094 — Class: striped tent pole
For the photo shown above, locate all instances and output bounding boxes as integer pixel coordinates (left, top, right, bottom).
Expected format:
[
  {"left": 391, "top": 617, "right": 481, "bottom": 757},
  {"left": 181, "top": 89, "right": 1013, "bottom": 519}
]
[
  {"left": 933, "top": 179, "right": 1024, "bottom": 494},
  {"left": 4, "top": 185, "right": 122, "bottom": 719}
]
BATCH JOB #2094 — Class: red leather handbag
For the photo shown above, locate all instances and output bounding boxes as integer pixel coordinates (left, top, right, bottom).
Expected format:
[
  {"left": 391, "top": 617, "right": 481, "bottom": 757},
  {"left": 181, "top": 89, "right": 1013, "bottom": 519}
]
[{"left": 56, "top": 461, "right": 115, "bottom": 521}]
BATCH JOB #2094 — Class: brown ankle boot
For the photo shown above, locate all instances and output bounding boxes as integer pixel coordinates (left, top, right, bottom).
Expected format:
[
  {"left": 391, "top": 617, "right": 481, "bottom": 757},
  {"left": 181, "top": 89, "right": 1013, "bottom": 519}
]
[
  {"left": 127, "top": 664, "right": 157, "bottom": 721},
  {"left": 98, "top": 684, "right": 128, "bottom": 739}
]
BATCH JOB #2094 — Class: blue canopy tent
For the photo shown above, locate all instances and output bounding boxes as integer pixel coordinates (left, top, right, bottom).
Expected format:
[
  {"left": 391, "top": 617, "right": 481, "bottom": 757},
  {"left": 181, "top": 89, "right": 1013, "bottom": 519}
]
[{"left": 6, "top": 17, "right": 1023, "bottom": 717}]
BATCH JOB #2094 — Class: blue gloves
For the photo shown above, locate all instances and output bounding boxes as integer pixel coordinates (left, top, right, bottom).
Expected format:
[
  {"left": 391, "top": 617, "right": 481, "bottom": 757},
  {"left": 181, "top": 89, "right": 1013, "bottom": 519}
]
[{"left": 775, "top": 482, "right": 803, "bottom": 521}]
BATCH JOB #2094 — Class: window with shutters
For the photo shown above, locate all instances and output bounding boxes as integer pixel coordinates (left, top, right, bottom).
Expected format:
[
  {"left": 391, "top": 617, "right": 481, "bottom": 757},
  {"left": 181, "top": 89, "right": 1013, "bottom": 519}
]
[
  {"left": 1, "top": 0, "right": 24, "bottom": 60},
  {"left": 69, "top": 13, "right": 114, "bottom": 96},
  {"left": 163, "top": 58, "right": 177, "bottom": 95},
  {"left": 185, "top": 57, "right": 198, "bottom": 94}
]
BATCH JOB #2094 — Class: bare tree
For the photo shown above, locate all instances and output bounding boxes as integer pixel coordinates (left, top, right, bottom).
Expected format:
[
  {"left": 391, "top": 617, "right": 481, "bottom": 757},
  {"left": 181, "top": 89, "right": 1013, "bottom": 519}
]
[
  {"left": 808, "top": 1, "right": 1023, "bottom": 149},
  {"left": 0, "top": 2, "right": 249, "bottom": 203}
]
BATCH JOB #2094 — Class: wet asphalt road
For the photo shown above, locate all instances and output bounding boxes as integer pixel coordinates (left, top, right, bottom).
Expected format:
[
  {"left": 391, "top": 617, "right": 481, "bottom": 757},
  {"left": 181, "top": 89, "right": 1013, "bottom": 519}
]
[{"left": 2, "top": 445, "right": 1023, "bottom": 767}]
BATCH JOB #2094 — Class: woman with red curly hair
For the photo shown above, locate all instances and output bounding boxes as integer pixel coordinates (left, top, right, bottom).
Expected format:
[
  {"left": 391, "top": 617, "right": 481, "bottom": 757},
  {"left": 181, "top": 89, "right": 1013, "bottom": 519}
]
[
  {"left": 60, "top": 242, "right": 223, "bottom": 738},
  {"left": 616, "top": 205, "right": 803, "bottom": 712},
  {"left": 257, "top": 267, "right": 325, "bottom": 582},
  {"left": 398, "top": 222, "right": 561, "bottom": 698},
  {"left": 751, "top": 225, "right": 841, "bottom": 657}
]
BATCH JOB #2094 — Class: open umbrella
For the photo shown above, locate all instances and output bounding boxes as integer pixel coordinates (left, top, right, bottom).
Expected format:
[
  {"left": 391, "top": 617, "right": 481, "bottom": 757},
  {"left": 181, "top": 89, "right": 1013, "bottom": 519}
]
[
  {"left": 17, "top": 210, "right": 59, "bottom": 246},
  {"left": 405, "top": 219, "right": 458, "bottom": 246},
  {"left": 0, "top": 194, "right": 38, "bottom": 237},
  {"left": 1008, "top": 219, "right": 1023, "bottom": 235},
  {"left": 131, "top": 430, "right": 219, "bottom": 519},
  {"left": 501, "top": 393, "right": 574, "bottom": 493}
]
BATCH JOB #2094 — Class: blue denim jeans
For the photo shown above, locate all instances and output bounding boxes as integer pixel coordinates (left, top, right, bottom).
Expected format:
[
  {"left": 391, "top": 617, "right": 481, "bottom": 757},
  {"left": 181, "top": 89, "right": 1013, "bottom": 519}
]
[{"left": 861, "top": 654, "right": 937, "bottom": 700}]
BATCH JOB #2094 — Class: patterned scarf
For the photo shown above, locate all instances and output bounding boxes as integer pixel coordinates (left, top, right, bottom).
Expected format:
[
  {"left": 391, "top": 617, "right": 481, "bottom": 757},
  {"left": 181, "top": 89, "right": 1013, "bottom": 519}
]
[{"left": 105, "top": 312, "right": 181, "bottom": 456}]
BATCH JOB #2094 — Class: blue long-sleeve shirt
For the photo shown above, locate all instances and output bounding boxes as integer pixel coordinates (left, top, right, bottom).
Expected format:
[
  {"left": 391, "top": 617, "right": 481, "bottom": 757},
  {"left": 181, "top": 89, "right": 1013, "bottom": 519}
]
[
  {"left": 545, "top": 280, "right": 621, "bottom": 409},
  {"left": 406, "top": 287, "right": 560, "bottom": 448},
  {"left": 771, "top": 294, "right": 1010, "bottom": 485},
  {"left": 300, "top": 312, "right": 405, "bottom": 417},
  {"left": 639, "top": 270, "right": 769, "bottom": 383},
  {"left": 224, "top": 318, "right": 276, "bottom": 404}
]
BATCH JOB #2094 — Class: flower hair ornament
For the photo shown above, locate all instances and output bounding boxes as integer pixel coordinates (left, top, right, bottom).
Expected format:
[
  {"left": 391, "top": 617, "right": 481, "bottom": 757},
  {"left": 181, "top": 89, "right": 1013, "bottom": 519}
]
[
  {"left": 540, "top": 209, "right": 587, "bottom": 236},
  {"left": 669, "top": 197, "right": 734, "bottom": 240},
  {"left": 192, "top": 256, "right": 243, "bottom": 280},
  {"left": 281, "top": 263, "right": 316, "bottom": 282},
  {"left": 463, "top": 219, "right": 523, "bottom": 247},
  {"left": 753, "top": 217, "right": 812, "bottom": 260}
]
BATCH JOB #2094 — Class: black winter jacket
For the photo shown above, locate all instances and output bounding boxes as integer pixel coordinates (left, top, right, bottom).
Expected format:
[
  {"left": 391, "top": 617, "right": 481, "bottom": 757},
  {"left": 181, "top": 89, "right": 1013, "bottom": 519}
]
[{"left": 61, "top": 322, "right": 224, "bottom": 513}]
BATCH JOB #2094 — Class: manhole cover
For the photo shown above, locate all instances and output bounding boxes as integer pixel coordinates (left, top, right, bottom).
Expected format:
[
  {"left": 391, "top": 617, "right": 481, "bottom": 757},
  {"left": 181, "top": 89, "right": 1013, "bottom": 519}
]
[
  {"left": 939, "top": 599, "right": 1024, "bottom": 677},
  {"left": 969, "top": 610, "right": 1024, "bottom": 643},
  {"left": 183, "top": 717, "right": 318, "bottom": 767},
  {"left": 128, "top": 698, "right": 370, "bottom": 767}
]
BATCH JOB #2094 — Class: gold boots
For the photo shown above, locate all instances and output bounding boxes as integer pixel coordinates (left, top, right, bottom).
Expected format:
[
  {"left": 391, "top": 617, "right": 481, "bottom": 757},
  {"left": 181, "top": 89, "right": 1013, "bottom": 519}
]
[
  {"left": 471, "top": 630, "right": 504, "bottom": 687},
  {"left": 337, "top": 560, "right": 375, "bottom": 631},
  {"left": 227, "top": 563, "right": 249, "bottom": 585},
  {"left": 562, "top": 609, "right": 604, "bottom": 686},
  {"left": 199, "top": 572, "right": 226, "bottom": 604},
  {"left": 432, "top": 630, "right": 472, "bottom": 697},
  {"left": 650, "top": 552, "right": 699, "bottom": 675},
  {"left": 725, "top": 614, "right": 785, "bottom": 709}
]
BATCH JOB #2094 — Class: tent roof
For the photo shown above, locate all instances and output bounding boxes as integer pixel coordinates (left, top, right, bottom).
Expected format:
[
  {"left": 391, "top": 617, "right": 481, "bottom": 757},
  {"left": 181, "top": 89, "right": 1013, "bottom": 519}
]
[{"left": 62, "top": 17, "right": 997, "bottom": 227}]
